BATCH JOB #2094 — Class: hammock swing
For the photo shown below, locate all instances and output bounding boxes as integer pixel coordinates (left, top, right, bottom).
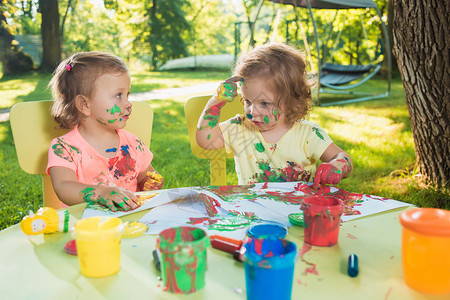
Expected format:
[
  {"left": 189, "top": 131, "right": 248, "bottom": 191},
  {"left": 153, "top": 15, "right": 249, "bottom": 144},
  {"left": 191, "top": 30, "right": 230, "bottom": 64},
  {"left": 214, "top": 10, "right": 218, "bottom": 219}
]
[{"left": 257, "top": 0, "right": 392, "bottom": 106}]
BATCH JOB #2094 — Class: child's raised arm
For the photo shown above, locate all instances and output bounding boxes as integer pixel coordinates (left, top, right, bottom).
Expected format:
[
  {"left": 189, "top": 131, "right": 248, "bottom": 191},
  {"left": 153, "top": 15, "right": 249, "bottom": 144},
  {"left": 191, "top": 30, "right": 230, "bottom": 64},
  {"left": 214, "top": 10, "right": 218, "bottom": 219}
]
[
  {"left": 49, "top": 166, "right": 139, "bottom": 212},
  {"left": 313, "top": 143, "right": 353, "bottom": 188},
  {"left": 196, "top": 77, "right": 239, "bottom": 150}
]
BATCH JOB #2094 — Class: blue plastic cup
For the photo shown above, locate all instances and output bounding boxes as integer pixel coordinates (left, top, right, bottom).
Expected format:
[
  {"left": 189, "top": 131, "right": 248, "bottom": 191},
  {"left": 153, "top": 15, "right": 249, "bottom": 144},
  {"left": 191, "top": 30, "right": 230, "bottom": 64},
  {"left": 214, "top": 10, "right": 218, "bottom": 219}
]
[{"left": 243, "top": 238, "right": 297, "bottom": 300}]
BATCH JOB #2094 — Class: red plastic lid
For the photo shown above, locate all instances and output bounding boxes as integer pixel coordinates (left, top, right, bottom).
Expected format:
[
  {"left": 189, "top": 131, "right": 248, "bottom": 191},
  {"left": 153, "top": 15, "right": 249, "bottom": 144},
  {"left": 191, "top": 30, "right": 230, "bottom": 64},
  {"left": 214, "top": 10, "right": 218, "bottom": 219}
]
[{"left": 399, "top": 208, "right": 450, "bottom": 237}]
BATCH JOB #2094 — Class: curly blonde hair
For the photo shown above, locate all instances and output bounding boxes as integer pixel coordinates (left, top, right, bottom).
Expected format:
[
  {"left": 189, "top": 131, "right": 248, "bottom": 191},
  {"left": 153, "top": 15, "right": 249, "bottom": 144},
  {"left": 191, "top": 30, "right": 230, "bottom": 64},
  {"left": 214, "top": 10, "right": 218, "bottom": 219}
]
[
  {"left": 49, "top": 52, "right": 129, "bottom": 129},
  {"left": 233, "top": 43, "right": 313, "bottom": 125}
]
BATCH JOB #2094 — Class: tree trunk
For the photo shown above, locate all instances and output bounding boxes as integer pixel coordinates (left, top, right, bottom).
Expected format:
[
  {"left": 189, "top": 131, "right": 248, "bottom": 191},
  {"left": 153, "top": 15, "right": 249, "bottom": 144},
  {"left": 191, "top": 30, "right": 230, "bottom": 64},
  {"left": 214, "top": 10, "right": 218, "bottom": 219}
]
[
  {"left": 392, "top": 0, "right": 450, "bottom": 186},
  {"left": 150, "top": 0, "right": 158, "bottom": 70},
  {"left": 39, "top": 0, "right": 61, "bottom": 72},
  {"left": 386, "top": 0, "right": 398, "bottom": 72}
]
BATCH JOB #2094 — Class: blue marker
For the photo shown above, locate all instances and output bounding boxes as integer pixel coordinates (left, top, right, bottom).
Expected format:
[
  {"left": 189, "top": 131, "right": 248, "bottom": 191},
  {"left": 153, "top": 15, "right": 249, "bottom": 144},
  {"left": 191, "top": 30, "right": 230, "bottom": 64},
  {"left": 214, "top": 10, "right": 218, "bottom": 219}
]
[{"left": 348, "top": 254, "right": 359, "bottom": 277}]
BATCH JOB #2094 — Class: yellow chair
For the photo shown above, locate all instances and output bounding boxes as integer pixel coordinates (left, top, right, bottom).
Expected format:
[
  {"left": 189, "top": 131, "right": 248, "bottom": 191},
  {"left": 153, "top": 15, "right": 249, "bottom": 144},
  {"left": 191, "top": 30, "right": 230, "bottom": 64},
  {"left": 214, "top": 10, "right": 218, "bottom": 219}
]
[
  {"left": 184, "top": 95, "right": 244, "bottom": 186},
  {"left": 9, "top": 100, "right": 153, "bottom": 209}
]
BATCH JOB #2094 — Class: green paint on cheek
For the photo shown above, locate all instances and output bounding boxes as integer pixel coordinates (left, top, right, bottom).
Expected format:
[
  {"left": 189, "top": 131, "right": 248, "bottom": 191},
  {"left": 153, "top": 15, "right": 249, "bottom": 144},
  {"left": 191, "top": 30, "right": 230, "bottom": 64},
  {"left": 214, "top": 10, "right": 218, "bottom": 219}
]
[
  {"left": 264, "top": 115, "right": 269, "bottom": 124},
  {"left": 108, "top": 104, "right": 122, "bottom": 115},
  {"left": 255, "top": 142, "right": 265, "bottom": 153},
  {"left": 207, "top": 134, "right": 211, "bottom": 140},
  {"left": 97, "top": 119, "right": 107, "bottom": 125},
  {"left": 108, "top": 119, "right": 117, "bottom": 124}
]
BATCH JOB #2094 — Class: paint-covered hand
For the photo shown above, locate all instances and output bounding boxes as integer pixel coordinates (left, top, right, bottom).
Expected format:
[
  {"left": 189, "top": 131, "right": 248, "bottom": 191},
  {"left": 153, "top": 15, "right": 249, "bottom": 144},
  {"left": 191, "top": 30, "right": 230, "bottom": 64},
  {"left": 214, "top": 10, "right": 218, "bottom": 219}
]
[
  {"left": 313, "top": 163, "right": 343, "bottom": 188},
  {"left": 141, "top": 171, "right": 164, "bottom": 191},
  {"left": 214, "top": 76, "right": 240, "bottom": 102},
  {"left": 80, "top": 186, "right": 139, "bottom": 212},
  {"left": 313, "top": 158, "right": 352, "bottom": 188}
]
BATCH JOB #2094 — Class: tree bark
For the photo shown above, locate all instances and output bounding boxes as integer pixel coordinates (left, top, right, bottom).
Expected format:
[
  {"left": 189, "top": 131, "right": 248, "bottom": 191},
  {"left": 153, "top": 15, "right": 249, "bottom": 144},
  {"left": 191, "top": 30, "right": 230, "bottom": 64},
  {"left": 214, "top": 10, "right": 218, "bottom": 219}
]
[
  {"left": 39, "top": 0, "right": 61, "bottom": 72},
  {"left": 392, "top": 0, "right": 450, "bottom": 186}
]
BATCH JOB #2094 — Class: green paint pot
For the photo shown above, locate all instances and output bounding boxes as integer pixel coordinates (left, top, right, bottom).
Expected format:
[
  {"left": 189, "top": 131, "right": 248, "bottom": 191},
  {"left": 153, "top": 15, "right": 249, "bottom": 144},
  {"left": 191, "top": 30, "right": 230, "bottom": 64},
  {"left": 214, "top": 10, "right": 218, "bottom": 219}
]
[
  {"left": 157, "top": 226, "right": 209, "bottom": 294},
  {"left": 288, "top": 212, "right": 304, "bottom": 226}
]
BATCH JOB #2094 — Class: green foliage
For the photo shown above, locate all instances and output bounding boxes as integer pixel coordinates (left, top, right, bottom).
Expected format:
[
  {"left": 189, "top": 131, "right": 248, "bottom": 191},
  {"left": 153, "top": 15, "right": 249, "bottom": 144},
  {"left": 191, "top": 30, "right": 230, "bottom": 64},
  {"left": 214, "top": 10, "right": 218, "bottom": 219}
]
[{"left": 134, "top": 0, "right": 191, "bottom": 69}]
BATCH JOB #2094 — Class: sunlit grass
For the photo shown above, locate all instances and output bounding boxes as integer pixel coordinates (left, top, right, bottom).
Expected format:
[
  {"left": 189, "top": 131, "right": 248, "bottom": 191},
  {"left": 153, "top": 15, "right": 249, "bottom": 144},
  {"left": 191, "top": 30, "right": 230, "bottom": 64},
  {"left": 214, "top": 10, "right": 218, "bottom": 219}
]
[{"left": 0, "top": 70, "right": 230, "bottom": 110}]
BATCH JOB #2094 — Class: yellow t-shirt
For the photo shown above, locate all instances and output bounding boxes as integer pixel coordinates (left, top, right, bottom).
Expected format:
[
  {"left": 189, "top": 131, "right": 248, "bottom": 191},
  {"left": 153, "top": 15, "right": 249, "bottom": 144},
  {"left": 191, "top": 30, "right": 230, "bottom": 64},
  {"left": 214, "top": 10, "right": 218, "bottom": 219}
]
[{"left": 219, "top": 115, "right": 333, "bottom": 184}]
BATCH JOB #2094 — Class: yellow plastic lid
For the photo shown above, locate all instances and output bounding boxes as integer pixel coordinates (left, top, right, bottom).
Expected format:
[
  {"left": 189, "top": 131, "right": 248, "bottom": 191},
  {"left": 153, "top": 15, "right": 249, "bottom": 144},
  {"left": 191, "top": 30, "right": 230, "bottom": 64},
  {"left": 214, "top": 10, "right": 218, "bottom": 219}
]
[{"left": 399, "top": 208, "right": 450, "bottom": 237}]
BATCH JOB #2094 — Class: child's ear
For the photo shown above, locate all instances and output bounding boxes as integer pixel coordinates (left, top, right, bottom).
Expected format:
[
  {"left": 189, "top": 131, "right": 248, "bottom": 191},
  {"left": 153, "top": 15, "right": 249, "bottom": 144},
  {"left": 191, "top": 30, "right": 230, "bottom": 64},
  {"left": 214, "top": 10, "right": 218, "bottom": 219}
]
[{"left": 75, "top": 95, "right": 90, "bottom": 116}]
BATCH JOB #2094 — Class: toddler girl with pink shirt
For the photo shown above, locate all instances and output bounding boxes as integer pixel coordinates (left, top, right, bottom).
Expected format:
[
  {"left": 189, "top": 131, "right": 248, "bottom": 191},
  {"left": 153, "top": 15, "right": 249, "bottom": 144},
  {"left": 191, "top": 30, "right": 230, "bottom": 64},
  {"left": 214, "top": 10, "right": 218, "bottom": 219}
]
[{"left": 47, "top": 52, "right": 163, "bottom": 212}]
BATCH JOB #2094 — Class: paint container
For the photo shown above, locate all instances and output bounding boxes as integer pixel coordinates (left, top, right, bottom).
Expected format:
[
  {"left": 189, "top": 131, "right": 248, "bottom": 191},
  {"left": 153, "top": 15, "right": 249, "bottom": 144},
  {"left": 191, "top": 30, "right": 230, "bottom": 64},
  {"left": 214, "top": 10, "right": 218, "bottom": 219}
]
[
  {"left": 243, "top": 238, "right": 297, "bottom": 300},
  {"left": 247, "top": 223, "right": 287, "bottom": 239},
  {"left": 74, "top": 217, "right": 123, "bottom": 277},
  {"left": 301, "top": 195, "right": 343, "bottom": 247},
  {"left": 399, "top": 208, "right": 450, "bottom": 294},
  {"left": 157, "top": 226, "right": 209, "bottom": 294}
]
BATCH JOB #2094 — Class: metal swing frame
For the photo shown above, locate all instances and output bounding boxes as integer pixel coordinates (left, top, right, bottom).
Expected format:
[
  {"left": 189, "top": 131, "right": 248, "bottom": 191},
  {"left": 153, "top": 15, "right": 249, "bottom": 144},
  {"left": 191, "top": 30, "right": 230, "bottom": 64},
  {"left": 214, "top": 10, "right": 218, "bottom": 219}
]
[{"left": 253, "top": 0, "right": 392, "bottom": 106}]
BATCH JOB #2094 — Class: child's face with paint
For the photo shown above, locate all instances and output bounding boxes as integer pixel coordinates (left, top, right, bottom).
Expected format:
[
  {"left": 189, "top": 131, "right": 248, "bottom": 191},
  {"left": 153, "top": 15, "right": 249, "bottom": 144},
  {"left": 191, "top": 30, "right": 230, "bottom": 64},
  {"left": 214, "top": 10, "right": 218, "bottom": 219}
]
[
  {"left": 240, "top": 78, "right": 284, "bottom": 132},
  {"left": 88, "top": 72, "right": 132, "bottom": 129}
]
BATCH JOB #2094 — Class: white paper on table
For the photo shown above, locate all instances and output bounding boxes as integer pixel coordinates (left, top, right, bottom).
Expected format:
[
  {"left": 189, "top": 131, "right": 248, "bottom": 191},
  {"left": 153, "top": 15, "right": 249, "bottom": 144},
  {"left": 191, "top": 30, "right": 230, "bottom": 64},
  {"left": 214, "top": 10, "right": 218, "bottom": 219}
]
[{"left": 81, "top": 182, "right": 412, "bottom": 238}]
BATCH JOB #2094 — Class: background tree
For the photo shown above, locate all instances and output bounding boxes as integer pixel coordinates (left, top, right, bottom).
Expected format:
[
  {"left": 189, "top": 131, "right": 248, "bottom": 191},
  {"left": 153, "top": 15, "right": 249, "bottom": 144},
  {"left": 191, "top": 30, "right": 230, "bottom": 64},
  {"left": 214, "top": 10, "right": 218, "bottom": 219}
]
[
  {"left": 392, "top": 0, "right": 449, "bottom": 186},
  {"left": 140, "top": 0, "right": 191, "bottom": 69},
  {"left": 39, "top": 0, "right": 61, "bottom": 72},
  {"left": 0, "top": 0, "right": 34, "bottom": 75}
]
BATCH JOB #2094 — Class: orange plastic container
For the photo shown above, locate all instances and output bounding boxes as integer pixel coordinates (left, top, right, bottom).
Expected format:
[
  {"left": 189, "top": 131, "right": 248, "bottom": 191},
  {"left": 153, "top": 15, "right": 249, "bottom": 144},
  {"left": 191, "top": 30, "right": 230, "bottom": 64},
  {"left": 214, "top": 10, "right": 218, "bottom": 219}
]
[{"left": 399, "top": 208, "right": 450, "bottom": 294}]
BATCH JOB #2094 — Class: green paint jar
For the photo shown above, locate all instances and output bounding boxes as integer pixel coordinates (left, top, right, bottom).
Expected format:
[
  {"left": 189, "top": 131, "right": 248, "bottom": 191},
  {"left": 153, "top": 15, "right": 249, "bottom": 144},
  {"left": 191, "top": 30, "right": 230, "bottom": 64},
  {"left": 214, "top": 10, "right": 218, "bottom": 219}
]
[{"left": 157, "top": 226, "right": 210, "bottom": 294}]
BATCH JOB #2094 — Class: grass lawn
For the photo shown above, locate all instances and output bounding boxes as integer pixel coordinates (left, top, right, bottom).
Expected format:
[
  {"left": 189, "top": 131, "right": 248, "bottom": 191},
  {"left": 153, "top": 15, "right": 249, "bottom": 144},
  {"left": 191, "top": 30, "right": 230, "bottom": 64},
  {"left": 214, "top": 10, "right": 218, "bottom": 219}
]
[{"left": 0, "top": 71, "right": 448, "bottom": 230}]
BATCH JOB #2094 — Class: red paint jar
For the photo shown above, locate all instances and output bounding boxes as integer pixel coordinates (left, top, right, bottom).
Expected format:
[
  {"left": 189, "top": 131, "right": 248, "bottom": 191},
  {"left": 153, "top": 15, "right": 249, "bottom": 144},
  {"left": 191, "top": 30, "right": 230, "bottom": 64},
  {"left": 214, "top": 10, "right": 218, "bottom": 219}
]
[{"left": 301, "top": 195, "right": 343, "bottom": 247}]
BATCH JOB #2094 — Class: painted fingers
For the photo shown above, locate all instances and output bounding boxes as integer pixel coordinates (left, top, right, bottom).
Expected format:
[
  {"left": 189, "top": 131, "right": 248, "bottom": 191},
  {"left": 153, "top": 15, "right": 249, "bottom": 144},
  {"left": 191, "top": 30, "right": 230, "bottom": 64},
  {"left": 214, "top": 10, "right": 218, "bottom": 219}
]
[
  {"left": 142, "top": 171, "right": 164, "bottom": 191},
  {"left": 80, "top": 186, "right": 139, "bottom": 212},
  {"left": 313, "top": 163, "right": 344, "bottom": 189},
  {"left": 215, "top": 76, "right": 240, "bottom": 102}
]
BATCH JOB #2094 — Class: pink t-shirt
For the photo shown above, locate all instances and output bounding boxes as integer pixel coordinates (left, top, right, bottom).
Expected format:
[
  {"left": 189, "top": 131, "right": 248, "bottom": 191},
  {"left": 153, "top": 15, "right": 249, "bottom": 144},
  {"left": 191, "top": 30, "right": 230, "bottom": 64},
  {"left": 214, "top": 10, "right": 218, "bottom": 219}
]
[{"left": 47, "top": 126, "right": 153, "bottom": 192}]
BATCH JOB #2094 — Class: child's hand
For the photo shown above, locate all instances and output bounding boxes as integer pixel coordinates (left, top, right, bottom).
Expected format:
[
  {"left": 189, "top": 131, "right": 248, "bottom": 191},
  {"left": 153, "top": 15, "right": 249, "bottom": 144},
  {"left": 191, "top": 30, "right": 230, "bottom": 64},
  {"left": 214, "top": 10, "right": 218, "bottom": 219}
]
[
  {"left": 214, "top": 76, "right": 240, "bottom": 102},
  {"left": 313, "top": 163, "right": 343, "bottom": 188},
  {"left": 313, "top": 158, "right": 352, "bottom": 188},
  {"left": 80, "top": 186, "right": 139, "bottom": 212},
  {"left": 141, "top": 171, "right": 164, "bottom": 191}
]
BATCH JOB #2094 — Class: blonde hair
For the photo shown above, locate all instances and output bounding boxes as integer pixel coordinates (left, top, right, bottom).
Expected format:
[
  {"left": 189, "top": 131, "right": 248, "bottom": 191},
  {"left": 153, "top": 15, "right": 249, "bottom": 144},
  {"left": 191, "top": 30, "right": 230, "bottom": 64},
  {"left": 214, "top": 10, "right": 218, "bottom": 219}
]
[
  {"left": 233, "top": 43, "right": 312, "bottom": 124},
  {"left": 49, "top": 52, "right": 129, "bottom": 129}
]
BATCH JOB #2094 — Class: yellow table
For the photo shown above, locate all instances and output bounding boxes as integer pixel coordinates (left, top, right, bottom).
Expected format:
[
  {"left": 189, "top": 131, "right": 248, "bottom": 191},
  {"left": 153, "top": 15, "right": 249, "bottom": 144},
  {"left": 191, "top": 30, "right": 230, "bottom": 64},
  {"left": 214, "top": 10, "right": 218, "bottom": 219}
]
[{"left": 0, "top": 202, "right": 448, "bottom": 299}]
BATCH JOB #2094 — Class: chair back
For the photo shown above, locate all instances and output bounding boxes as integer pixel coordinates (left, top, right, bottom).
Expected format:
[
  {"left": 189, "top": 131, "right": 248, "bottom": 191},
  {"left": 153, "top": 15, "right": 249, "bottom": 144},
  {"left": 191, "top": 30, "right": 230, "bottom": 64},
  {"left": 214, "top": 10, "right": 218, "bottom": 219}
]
[
  {"left": 10, "top": 100, "right": 153, "bottom": 209},
  {"left": 184, "top": 95, "right": 243, "bottom": 186}
]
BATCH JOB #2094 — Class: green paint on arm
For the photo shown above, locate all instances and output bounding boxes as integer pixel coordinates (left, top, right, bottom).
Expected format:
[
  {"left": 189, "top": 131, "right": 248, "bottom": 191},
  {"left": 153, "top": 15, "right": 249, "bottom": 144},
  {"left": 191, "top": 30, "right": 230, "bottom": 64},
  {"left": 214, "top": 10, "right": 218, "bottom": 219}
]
[{"left": 80, "top": 187, "right": 96, "bottom": 202}]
